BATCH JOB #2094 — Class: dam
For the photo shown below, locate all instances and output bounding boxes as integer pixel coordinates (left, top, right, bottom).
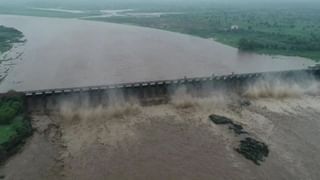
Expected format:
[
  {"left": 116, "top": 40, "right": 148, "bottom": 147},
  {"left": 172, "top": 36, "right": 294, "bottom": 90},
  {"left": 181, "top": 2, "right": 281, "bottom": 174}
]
[{"left": 23, "top": 68, "right": 320, "bottom": 112}]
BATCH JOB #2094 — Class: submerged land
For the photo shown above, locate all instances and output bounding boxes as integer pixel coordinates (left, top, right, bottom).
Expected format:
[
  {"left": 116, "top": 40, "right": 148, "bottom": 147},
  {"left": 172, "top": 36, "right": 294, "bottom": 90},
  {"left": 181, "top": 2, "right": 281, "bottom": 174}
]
[
  {"left": 0, "top": 25, "right": 23, "bottom": 54},
  {"left": 0, "top": 25, "right": 24, "bottom": 82}
]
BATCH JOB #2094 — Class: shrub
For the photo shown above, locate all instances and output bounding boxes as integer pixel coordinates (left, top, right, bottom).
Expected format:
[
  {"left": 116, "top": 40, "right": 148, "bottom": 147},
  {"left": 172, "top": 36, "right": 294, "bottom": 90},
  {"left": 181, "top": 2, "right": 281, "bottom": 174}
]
[
  {"left": 0, "top": 106, "right": 18, "bottom": 125},
  {"left": 0, "top": 92, "right": 31, "bottom": 163},
  {"left": 238, "top": 38, "right": 262, "bottom": 50},
  {"left": 0, "top": 116, "right": 32, "bottom": 163},
  {"left": 236, "top": 137, "right": 269, "bottom": 165},
  {"left": 0, "top": 95, "right": 24, "bottom": 125}
]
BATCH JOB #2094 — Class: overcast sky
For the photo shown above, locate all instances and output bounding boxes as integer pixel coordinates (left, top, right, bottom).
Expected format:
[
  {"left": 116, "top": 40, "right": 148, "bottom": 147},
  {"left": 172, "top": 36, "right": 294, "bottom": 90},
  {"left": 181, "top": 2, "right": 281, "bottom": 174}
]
[
  {"left": 2, "top": 0, "right": 318, "bottom": 3},
  {"left": 1, "top": 0, "right": 319, "bottom": 7}
]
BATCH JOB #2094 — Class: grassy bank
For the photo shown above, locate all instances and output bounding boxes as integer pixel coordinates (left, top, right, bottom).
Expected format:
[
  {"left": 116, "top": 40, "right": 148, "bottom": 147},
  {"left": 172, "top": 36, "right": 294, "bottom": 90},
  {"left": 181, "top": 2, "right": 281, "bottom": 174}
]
[{"left": 0, "top": 92, "right": 32, "bottom": 163}]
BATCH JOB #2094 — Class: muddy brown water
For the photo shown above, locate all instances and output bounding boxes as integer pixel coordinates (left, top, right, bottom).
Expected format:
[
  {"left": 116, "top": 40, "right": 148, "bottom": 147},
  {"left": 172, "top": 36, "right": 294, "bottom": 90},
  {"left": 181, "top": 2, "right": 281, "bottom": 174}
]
[
  {"left": 2, "top": 93, "right": 320, "bottom": 180},
  {"left": 0, "top": 15, "right": 314, "bottom": 92}
]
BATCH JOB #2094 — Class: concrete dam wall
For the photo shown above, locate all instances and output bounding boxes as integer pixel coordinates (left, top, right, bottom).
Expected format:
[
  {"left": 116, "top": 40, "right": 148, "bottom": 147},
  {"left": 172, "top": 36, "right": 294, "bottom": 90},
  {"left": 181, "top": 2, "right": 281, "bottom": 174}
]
[{"left": 24, "top": 69, "right": 320, "bottom": 112}]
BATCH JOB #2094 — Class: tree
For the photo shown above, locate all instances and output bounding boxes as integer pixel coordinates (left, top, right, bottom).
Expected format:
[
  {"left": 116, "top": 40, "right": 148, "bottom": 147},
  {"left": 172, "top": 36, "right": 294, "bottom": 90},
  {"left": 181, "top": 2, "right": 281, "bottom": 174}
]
[{"left": 238, "top": 38, "right": 260, "bottom": 51}]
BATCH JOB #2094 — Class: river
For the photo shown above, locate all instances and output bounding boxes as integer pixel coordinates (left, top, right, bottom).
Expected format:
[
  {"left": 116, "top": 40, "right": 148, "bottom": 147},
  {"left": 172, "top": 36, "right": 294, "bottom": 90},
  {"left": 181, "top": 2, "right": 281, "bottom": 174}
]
[{"left": 0, "top": 15, "right": 315, "bottom": 92}]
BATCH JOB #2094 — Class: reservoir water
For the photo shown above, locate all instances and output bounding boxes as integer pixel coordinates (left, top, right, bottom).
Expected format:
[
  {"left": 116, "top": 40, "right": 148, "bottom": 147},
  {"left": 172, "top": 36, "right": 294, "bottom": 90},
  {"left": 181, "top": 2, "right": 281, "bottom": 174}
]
[{"left": 0, "top": 15, "right": 314, "bottom": 92}]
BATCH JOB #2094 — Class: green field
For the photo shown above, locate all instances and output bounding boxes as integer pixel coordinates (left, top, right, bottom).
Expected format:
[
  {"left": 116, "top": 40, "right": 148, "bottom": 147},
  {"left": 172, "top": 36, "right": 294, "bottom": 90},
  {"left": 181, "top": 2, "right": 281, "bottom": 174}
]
[
  {"left": 0, "top": 93, "right": 32, "bottom": 163},
  {"left": 0, "top": 25, "right": 24, "bottom": 54}
]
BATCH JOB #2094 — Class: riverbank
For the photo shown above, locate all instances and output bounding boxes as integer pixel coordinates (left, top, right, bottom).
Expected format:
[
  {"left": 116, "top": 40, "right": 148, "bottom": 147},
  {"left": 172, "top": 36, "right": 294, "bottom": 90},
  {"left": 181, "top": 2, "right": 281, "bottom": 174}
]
[
  {"left": 0, "top": 25, "right": 23, "bottom": 54},
  {"left": 0, "top": 92, "right": 32, "bottom": 164},
  {"left": 0, "top": 26, "right": 30, "bottom": 164},
  {"left": 0, "top": 25, "right": 25, "bottom": 84}
]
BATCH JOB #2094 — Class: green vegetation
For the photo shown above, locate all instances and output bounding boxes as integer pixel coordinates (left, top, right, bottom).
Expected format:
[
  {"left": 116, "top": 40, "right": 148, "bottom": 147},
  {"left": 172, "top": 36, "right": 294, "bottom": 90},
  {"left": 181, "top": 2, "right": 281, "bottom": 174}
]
[
  {"left": 236, "top": 137, "right": 269, "bottom": 165},
  {"left": 85, "top": 4, "right": 320, "bottom": 61},
  {"left": 0, "top": 94, "right": 23, "bottom": 125},
  {"left": 209, "top": 114, "right": 269, "bottom": 165},
  {"left": 209, "top": 114, "right": 248, "bottom": 135},
  {"left": 0, "top": 25, "right": 24, "bottom": 54},
  {"left": 0, "top": 92, "right": 32, "bottom": 163}
]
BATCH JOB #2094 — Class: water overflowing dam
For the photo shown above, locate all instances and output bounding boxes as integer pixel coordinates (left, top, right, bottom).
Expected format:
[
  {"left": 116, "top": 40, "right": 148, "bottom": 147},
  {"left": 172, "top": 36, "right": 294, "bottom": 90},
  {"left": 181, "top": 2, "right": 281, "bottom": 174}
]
[
  {"left": 5, "top": 67, "right": 320, "bottom": 180},
  {"left": 24, "top": 68, "right": 320, "bottom": 112}
]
